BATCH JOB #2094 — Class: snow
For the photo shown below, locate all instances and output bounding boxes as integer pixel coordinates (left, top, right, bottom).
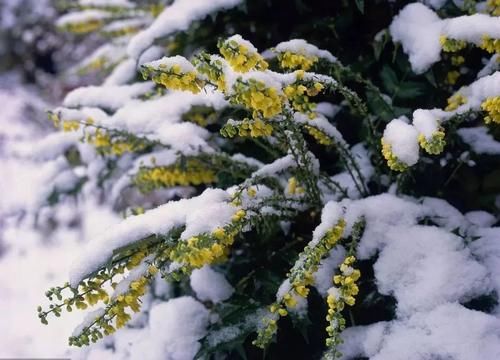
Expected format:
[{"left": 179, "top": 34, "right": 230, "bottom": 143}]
[
  {"left": 458, "top": 126, "right": 500, "bottom": 155},
  {"left": 470, "top": 227, "right": 500, "bottom": 314},
  {"left": 313, "top": 246, "right": 347, "bottom": 295},
  {"left": 274, "top": 39, "right": 337, "bottom": 62},
  {"left": 79, "top": 0, "right": 135, "bottom": 8},
  {"left": 63, "top": 82, "right": 155, "bottom": 111},
  {"left": 390, "top": 3, "right": 500, "bottom": 73},
  {"left": 389, "top": 3, "right": 442, "bottom": 74},
  {"left": 81, "top": 296, "right": 210, "bottom": 360},
  {"left": 316, "top": 102, "right": 341, "bottom": 118},
  {"left": 341, "top": 303, "right": 500, "bottom": 360},
  {"left": 311, "top": 201, "right": 344, "bottom": 246},
  {"left": 338, "top": 322, "right": 387, "bottom": 359},
  {"left": 382, "top": 117, "right": 420, "bottom": 166},
  {"left": 225, "top": 34, "right": 259, "bottom": 53},
  {"left": 144, "top": 55, "right": 197, "bottom": 73},
  {"left": 127, "top": 0, "right": 243, "bottom": 59},
  {"left": 478, "top": 54, "right": 499, "bottom": 78},
  {"left": 339, "top": 194, "right": 425, "bottom": 258},
  {"left": 12, "top": 131, "right": 80, "bottom": 161},
  {"left": 412, "top": 108, "right": 441, "bottom": 139},
  {"left": 374, "top": 225, "right": 490, "bottom": 316},
  {"left": 56, "top": 10, "right": 111, "bottom": 27},
  {"left": 190, "top": 266, "right": 234, "bottom": 303},
  {"left": 465, "top": 210, "right": 496, "bottom": 227}
]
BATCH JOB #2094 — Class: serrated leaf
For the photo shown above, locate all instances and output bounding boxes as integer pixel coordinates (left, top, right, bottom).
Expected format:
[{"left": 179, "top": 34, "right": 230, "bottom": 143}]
[{"left": 380, "top": 65, "right": 399, "bottom": 94}]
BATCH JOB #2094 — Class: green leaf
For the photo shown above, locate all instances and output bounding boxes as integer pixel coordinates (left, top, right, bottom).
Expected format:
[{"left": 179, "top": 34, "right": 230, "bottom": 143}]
[
  {"left": 365, "top": 88, "right": 395, "bottom": 122},
  {"left": 395, "top": 81, "right": 426, "bottom": 99},
  {"left": 354, "top": 0, "right": 364, "bottom": 13},
  {"left": 380, "top": 65, "right": 399, "bottom": 94},
  {"left": 373, "top": 30, "right": 389, "bottom": 61},
  {"left": 424, "top": 69, "right": 437, "bottom": 88}
]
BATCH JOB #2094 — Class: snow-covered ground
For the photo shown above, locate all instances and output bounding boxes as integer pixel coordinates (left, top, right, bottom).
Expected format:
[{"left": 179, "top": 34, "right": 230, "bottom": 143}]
[{"left": 0, "top": 76, "right": 117, "bottom": 357}]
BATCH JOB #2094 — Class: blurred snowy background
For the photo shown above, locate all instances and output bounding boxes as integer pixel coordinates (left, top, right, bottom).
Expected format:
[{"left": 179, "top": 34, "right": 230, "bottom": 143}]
[{"left": 0, "top": 1, "right": 119, "bottom": 357}]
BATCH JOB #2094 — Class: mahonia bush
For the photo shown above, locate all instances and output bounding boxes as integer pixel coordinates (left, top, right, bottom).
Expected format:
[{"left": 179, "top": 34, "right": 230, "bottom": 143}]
[{"left": 31, "top": 0, "right": 500, "bottom": 359}]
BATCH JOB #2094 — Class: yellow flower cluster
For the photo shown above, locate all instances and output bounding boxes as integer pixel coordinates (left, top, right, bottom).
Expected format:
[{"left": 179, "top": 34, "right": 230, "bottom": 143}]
[
  {"left": 286, "top": 177, "right": 305, "bottom": 195},
  {"left": 221, "top": 118, "right": 274, "bottom": 138},
  {"left": 102, "top": 24, "right": 142, "bottom": 38},
  {"left": 59, "top": 19, "right": 104, "bottom": 34},
  {"left": 144, "top": 63, "right": 203, "bottom": 93},
  {"left": 278, "top": 51, "right": 318, "bottom": 71},
  {"left": 305, "top": 125, "right": 333, "bottom": 145},
  {"left": 85, "top": 129, "right": 146, "bottom": 156},
  {"left": 133, "top": 160, "right": 216, "bottom": 193},
  {"left": 381, "top": 139, "right": 408, "bottom": 172},
  {"left": 219, "top": 38, "right": 268, "bottom": 73},
  {"left": 78, "top": 57, "right": 107, "bottom": 75},
  {"left": 440, "top": 36, "right": 467, "bottom": 52},
  {"left": 482, "top": 96, "right": 500, "bottom": 124},
  {"left": 325, "top": 255, "right": 361, "bottom": 351},
  {"left": 418, "top": 130, "right": 446, "bottom": 155},
  {"left": 68, "top": 272, "right": 151, "bottom": 347},
  {"left": 169, "top": 210, "right": 245, "bottom": 268},
  {"left": 451, "top": 55, "right": 465, "bottom": 66},
  {"left": 445, "top": 93, "right": 467, "bottom": 111},
  {"left": 446, "top": 70, "right": 460, "bottom": 85},
  {"left": 112, "top": 276, "right": 149, "bottom": 329},
  {"left": 284, "top": 82, "right": 324, "bottom": 114},
  {"left": 62, "top": 120, "right": 80, "bottom": 132},
  {"left": 40, "top": 243, "right": 156, "bottom": 345},
  {"left": 480, "top": 35, "right": 500, "bottom": 54},
  {"left": 253, "top": 220, "right": 346, "bottom": 349},
  {"left": 486, "top": 0, "right": 500, "bottom": 16},
  {"left": 232, "top": 78, "right": 284, "bottom": 118},
  {"left": 149, "top": 3, "right": 165, "bottom": 17}
]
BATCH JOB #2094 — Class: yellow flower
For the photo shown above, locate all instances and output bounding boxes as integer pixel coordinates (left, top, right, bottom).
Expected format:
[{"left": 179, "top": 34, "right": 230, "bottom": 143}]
[
  {"left": 278, "top": 51, "right": 318, "bottom": 71},
  {"left": 482, "top": 96, "right": 500, "bottom": 124},
  {"left": 479, "top": 35, "right": 500, "bottom": 54},
  {"left": 445, "top": 93, "right": 467, "bottom": 111},
  {"left": 418, "top": 130, "right": 446, "bottom": 155},
  {"left": 381, "top": 139, "right": 408, "bottom": 172},
  {"left": 219, "top": 38, "right": 268, "bottom": 73},
  {"left": 440, "top": 36, "right": 467, "bottom": 52}
]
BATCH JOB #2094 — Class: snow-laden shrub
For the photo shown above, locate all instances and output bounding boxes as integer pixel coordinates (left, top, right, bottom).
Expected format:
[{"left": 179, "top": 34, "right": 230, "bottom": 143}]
[{"left": 18, "top": 0, "right": 500, "bottom": 359}]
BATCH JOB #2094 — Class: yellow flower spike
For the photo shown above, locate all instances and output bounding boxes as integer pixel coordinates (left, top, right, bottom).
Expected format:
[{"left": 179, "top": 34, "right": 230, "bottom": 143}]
[
  {"left": 62, "top": 120, "right": 80, "bottom": 132},
  {"left": 344, "top": 296, "right": 356, "bottom": 306},
  {"left": 482, "top": 96, "right": 500, "bottom": 124},
  {"left": 219, "top": 36, "right": 268, "bottom": 73},
  {"left": 381, "top": 139, "right": 408, "bottom": 172},
  {"left": 287, "top": 177, "right": 297, "bottom": 195},
  {"left": 247, "top": 187, "right": 257, "bottom": 197},
  {"left": 440, "top": 36, "right": 467, "bottom": 52},
  {"left": 479, "top": 35, "right": 500, "bottom": 54},
  {"left": 283, "top": 293, "right": 297, "bottom": 308},
  {"left": 212, "top": 227, "right": 226, "bottom": 240},
  {"left": 294, "top": 284, "right": 309, "bottom": 297},
  {"left": 278, "top": 51, "right": 318, "bottom": 71},
  {"left": 418, "top": 130, "right": 446, "bottom": 155},
  {"left": 446, "top": 70, "right": 460, "bottom": 85},
  {"left": 445, "top": 93, "right": 467, "bottom": 111}
]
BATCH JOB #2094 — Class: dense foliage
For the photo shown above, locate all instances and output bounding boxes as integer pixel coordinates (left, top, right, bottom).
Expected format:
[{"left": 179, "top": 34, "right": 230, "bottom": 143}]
[{"left": 15, "top": 0, "right": 500, "bottom": 359}]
